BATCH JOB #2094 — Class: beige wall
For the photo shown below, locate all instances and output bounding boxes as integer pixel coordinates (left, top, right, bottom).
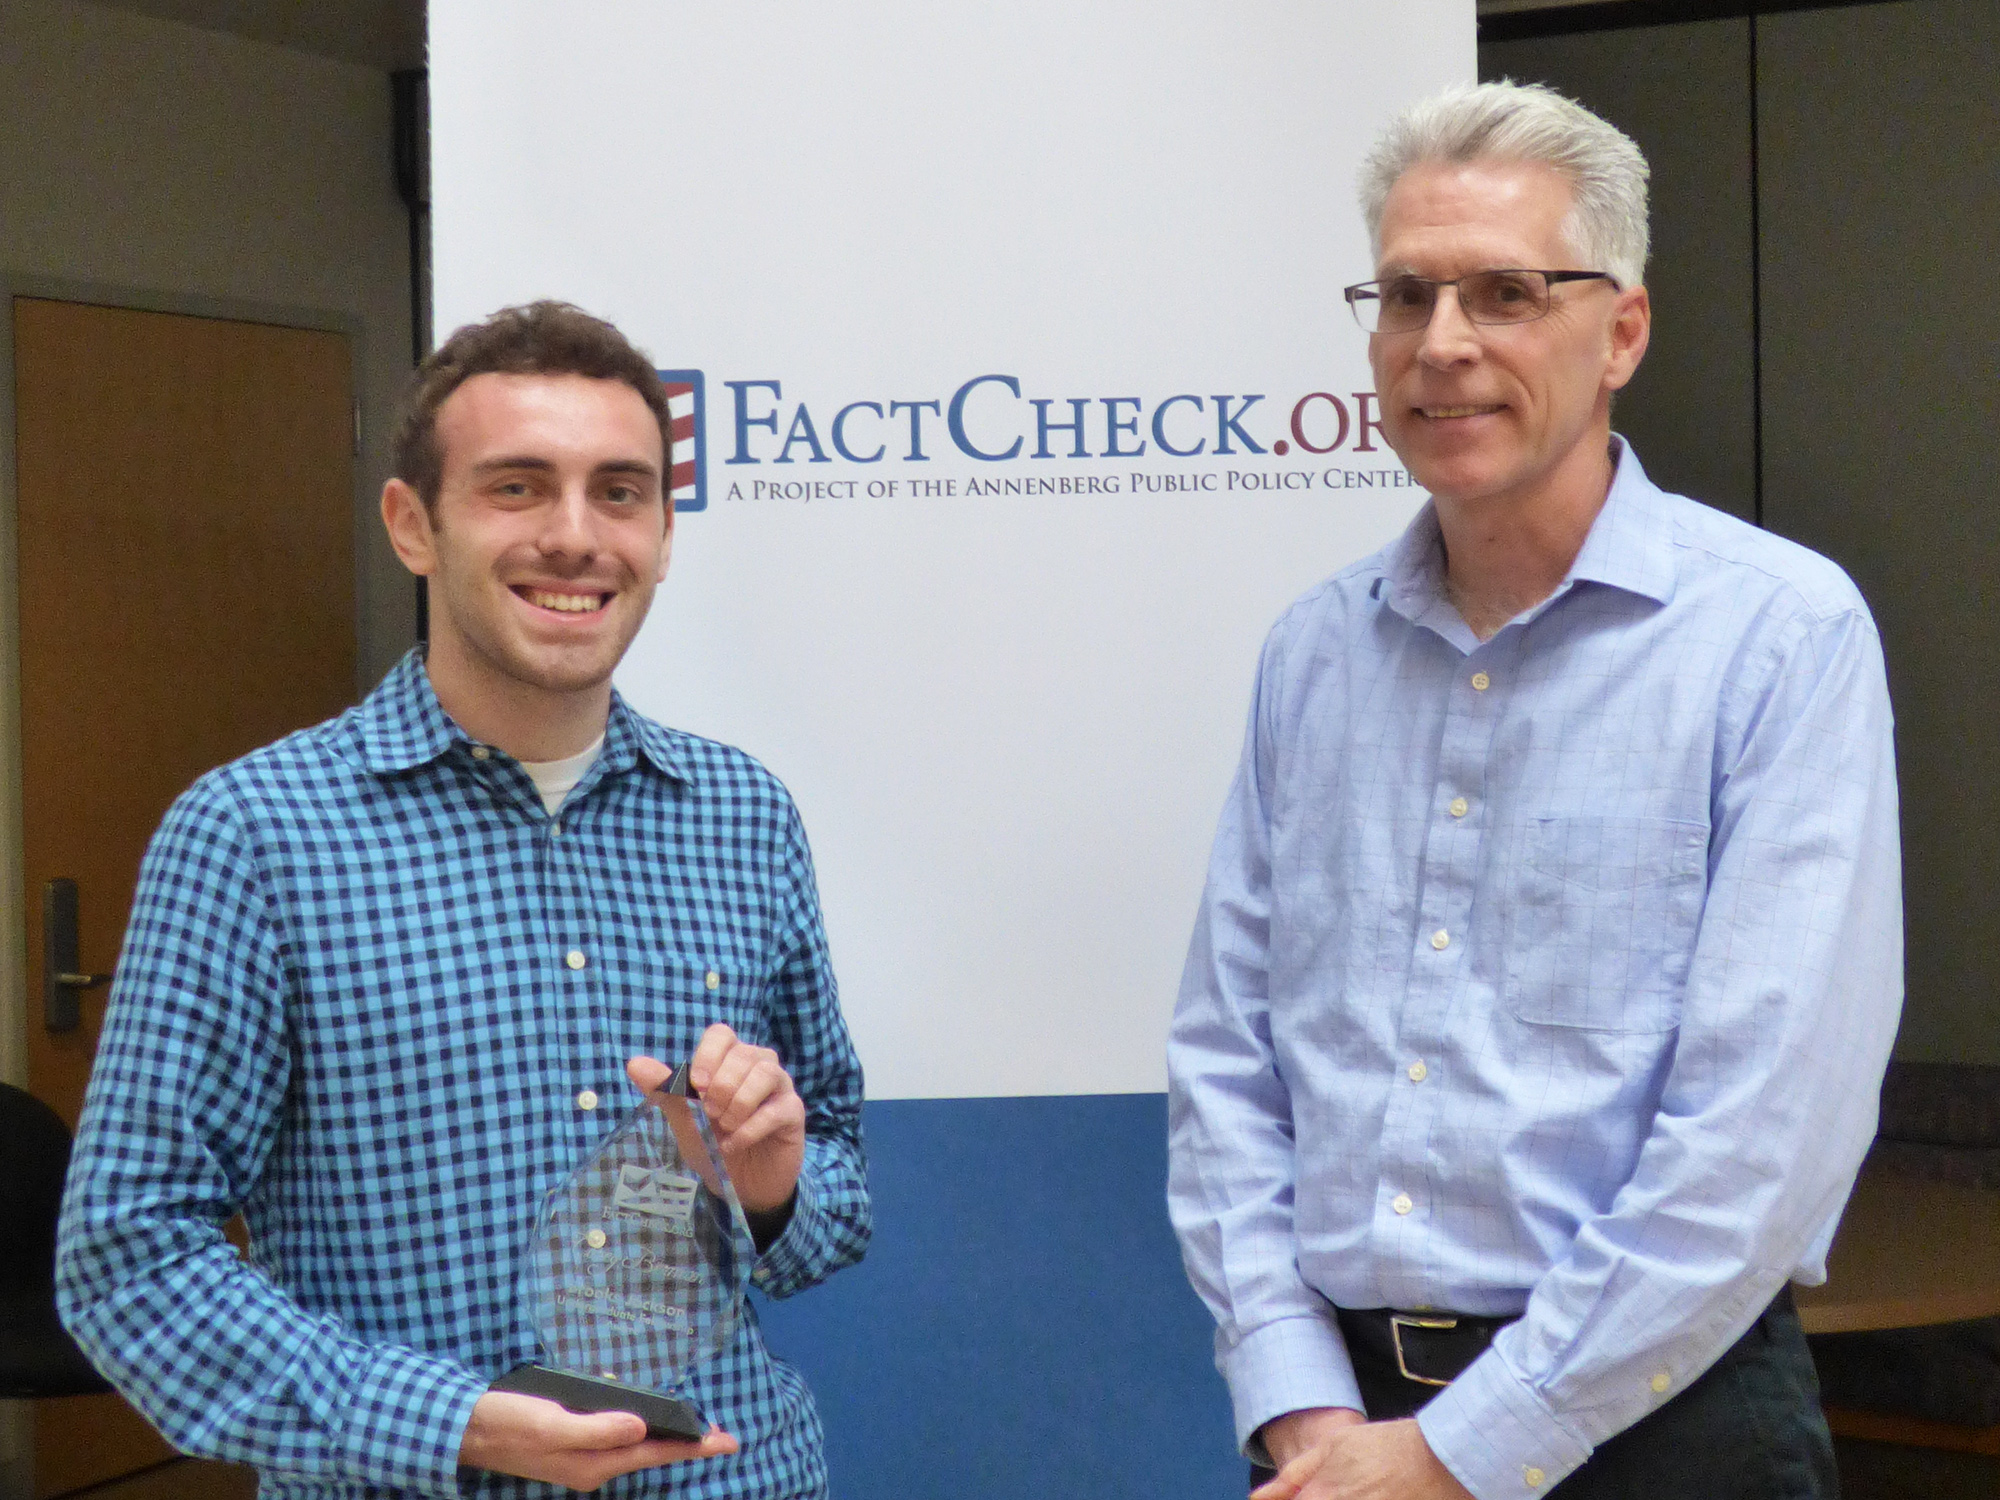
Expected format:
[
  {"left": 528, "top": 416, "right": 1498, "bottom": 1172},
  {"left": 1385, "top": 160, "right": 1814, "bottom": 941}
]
[
  {"left": 0, "top": 0, "right": 419, "bottom": 1131},
  {"left": 0, "top": 0, "right": 418, "bottom": 692}
]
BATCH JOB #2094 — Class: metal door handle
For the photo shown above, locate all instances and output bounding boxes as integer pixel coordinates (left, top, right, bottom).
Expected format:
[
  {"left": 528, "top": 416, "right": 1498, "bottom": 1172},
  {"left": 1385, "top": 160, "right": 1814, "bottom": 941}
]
[{"left": 44, "top": 877, "right": 113, "bottom": 1033}]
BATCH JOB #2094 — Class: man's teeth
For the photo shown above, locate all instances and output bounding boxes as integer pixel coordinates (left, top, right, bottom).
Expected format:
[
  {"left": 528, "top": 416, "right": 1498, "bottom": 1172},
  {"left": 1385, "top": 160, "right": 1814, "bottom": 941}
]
[
  {"left": 525, "top": 590, "right": 603, "bottom": 612},
  {"left": 1423, "top": 404, "right": 1502, "bottom": 418}
]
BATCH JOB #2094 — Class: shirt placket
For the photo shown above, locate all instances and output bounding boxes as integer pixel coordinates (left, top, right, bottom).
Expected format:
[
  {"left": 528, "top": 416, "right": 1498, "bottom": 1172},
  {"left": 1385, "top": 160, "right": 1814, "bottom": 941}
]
[
  {"left": 1373, "top": 635, "right": 1514, "bottom": 1308},
  {"left": 537, "top": 780, "right": 617, "bottom": 1153}
]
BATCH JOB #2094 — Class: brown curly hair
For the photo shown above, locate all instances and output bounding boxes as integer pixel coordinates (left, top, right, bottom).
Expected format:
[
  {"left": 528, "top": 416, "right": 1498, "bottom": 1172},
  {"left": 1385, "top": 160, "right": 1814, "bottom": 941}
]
[{"left": 392, "top": 301, "right": 671, "bottom": 511}]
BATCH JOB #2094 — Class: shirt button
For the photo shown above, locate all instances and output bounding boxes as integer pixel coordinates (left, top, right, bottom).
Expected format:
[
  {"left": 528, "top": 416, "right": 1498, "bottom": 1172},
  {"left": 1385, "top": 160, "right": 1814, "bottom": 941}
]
[
  {"left": 1471, "top": 671, "right": 1491, "bottom": 691},
  {"left": 1524, "top": 1467, "right": 1546, "bottom": 1488},
  {"left": 1650, "top": 1371, "right": 1671, "bottom": 1394},
  {"left": 576, "top": 1089, "right": 599, "bottom": 1111},
  {"left": 550, "top": 821, "right": 562, "bottom": 838},
  {"left": 585, "top": 1229, "right": 607, "bottom": 1249},
  {"left": 471, "top": 745, "right": 491, "bottom": 760},
  {"left": 1430, "top": 928, "right": 1450, "bottom": 950},
  {"left": 1449, "top": 797, "right": 1469, "bottom": 818},
  {"left": 1408, "top": 1061, "right": 1429, "bottom": 1083},
  {"left": 706, "top": 971, "right": 721, "bottom": 991},
  {"left": 565, "top": 949, "right": 587, "bottom": 970},
  {"left": 1392, "top": 1192, "right": 1414, "bottom": 1215}
]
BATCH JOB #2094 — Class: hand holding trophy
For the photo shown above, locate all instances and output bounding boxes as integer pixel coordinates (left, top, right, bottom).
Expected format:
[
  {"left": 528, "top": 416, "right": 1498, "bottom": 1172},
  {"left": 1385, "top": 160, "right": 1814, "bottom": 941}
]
[{"left": 494, "top": 1060, "right": 756, "bottom": 1440}]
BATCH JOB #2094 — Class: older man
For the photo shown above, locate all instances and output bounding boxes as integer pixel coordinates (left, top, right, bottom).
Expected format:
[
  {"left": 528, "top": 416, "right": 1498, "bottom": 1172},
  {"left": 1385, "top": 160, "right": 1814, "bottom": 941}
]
[
  {"left": 1168, "top": 83, "right": 1900, "bottom": 1500},
  {"left": 59, "top": 302, "right": 869, "bottom": 1499}
]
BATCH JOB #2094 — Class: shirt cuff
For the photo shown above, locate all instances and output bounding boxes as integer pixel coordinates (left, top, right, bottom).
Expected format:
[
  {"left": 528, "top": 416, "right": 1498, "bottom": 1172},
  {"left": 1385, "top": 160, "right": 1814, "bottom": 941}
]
[
  {"left": 1222, "top": 1312, "right": 1365, "bottom": 1457},
  {"left": 748, "top": 1173, "right": 826, "bottom": 1299},
  {"left": 1416, "top": 1346, "right": 1592, "bottom": 1500},
  {"left": 340, "top": 1344, "right": 488, "bottom": 1496}
]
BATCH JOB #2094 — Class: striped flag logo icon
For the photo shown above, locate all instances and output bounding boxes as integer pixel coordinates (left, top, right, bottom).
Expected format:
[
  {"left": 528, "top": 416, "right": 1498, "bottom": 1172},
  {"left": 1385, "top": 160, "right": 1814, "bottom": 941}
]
[{"left": 658, "top": 369, "right": 707, "bottom": 512}]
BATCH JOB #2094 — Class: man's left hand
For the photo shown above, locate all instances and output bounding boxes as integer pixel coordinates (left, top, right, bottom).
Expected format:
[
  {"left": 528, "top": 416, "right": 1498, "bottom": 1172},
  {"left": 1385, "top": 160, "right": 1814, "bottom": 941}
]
[
  {"left": 628, "top": 1026, "right": 805, "bottom": 1215},
  {"left": 1250, "top": 1419, "right": 1473, "bottom": 1500}
]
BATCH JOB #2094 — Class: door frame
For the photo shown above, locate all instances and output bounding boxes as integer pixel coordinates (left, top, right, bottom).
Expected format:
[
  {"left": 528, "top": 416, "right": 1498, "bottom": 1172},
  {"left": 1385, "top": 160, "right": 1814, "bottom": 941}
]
[{"left": 0, "top": 274, "right": 367, "bottom": 1092}]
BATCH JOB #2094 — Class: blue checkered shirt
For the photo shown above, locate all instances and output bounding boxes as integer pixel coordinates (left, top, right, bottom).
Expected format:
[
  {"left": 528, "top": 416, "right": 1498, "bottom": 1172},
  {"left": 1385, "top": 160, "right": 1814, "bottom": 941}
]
[
  {"left": 1167, "top": 442, "right": 1902, "bottom": 1499},
  {"left": 57, "top": 652, "right": 870, "bottom": 1499}
]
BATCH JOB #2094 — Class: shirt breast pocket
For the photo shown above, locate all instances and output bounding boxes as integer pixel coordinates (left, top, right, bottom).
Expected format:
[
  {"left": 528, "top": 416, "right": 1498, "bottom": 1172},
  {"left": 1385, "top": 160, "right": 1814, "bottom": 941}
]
[
  {"left": 620, "top": 957, "right": 771, "bottom": 1062},
  {"left": 1504, "top": 814, "right": 1707, "bottom": 1033}
]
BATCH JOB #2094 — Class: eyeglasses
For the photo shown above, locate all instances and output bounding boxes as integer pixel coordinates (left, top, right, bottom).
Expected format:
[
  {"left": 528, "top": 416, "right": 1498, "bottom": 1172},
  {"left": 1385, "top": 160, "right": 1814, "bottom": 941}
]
[{"left": 1344, "top": 270, "right": 1618, "bottom": 334}]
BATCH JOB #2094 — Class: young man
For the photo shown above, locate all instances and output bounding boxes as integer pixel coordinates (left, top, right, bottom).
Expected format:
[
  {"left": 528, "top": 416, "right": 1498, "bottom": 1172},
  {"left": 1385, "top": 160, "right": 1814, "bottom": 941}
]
[
  {"left": 1168, "top": 84, "right": 1901, "bottom": 1500},
  {"left": 58, "top": 302, "right": 870, "bottom": 1499}
]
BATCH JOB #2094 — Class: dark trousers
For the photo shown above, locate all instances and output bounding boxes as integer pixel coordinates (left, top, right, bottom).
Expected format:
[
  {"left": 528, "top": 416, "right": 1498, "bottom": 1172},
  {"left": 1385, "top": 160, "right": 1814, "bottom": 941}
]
[{"left": 1250, "top": 1290, "right": 1838, "bottom": 1499}]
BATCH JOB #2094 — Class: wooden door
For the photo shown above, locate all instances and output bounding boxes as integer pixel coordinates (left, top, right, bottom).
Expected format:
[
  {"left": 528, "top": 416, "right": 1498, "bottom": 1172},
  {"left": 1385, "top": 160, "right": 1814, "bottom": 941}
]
[{"left": 13, "top": 296, "right": 358, "bottom": 1498}]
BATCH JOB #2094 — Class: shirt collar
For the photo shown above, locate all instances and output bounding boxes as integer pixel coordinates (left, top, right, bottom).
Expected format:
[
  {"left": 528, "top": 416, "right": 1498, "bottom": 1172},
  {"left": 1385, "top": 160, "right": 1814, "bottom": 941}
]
[
  {"left": 351, "top": 648, "right": 696, "bottom": 785},
  {"left": 1374, "top": 435, "right": 1677, "bottom": 623},
  {"left": 1562, "top": 437, "right": 1677, "bottom": 607},
  {"left": 609, "top": 694, "right": 697, "bottom": 785},
  {"left": 1378, "top": 501, "right": 1449, "bottom": 621}
]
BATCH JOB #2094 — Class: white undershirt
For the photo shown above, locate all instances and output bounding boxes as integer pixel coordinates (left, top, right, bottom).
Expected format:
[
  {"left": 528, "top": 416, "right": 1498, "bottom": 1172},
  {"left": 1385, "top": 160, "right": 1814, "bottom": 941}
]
[{"left": 520, "top": 735, "right": 605, "bottom": 816}]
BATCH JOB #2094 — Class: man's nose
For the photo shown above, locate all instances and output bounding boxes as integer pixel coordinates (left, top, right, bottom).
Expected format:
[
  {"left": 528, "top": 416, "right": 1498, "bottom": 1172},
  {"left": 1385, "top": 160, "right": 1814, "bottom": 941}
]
[
  {"left": 1417, "top": 284, "right": 1482, "bottom": 365},
  {"left": 537, "top": 485, "right": 596, "bottom": 555}
]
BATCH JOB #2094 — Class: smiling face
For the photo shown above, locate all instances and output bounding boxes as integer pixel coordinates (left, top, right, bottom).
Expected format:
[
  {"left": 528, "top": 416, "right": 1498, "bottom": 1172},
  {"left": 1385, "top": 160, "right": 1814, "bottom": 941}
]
[
  {"left": 1369, "top": 157, "right": 1649, "bottom": 517},
  {"left": 381, "top": 371, "right": 671, "bottom": 752}
]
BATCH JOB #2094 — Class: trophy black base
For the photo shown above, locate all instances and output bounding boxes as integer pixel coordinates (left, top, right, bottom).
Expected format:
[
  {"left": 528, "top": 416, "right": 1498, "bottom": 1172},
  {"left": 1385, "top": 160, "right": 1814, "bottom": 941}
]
[{"left": 491, "top": 1363, "right": 708, "bottom": 1442}]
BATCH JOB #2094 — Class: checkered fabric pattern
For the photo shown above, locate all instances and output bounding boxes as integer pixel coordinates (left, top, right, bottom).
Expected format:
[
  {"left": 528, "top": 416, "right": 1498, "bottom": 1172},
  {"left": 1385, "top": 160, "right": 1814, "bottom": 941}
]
[
  {"left": 57, "top": 652, "right": 869, "bottom": 1499},
  {"left": 1167, "top": 441, "right": 1902, "bottom": 1499}
]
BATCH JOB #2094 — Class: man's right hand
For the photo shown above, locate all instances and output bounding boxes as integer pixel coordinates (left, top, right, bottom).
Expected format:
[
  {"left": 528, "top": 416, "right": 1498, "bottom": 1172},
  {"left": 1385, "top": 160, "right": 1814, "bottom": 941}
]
[
  {"left": 458, "top": 1390, "right": 737, "bottom": 1490},
  {"left": 1261, "top": 1406, "right": 1368, "bottom": 1469},
  {"left": 1253, "top": 1413, "right": 1472, "bottom": 1500}
]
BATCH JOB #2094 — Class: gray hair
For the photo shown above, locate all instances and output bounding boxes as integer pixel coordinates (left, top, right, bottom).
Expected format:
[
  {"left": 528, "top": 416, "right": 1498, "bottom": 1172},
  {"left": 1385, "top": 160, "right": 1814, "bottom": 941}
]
[{"left": 1359, "top": 80, "right": 1650, "bottom": 291}]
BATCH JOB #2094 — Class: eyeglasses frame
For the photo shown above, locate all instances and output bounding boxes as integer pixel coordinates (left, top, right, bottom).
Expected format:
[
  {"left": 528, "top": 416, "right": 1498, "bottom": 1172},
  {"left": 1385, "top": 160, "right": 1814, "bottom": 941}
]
[{"left": 1344, "top": 269, "right": 1620, "bottom": 334}]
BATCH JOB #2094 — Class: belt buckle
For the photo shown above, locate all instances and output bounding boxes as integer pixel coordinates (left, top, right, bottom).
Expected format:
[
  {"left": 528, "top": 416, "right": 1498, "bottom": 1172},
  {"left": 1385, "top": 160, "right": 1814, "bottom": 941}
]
[{"left": 1389, "top": 1313, "right": 1459, "bottom": 1387}]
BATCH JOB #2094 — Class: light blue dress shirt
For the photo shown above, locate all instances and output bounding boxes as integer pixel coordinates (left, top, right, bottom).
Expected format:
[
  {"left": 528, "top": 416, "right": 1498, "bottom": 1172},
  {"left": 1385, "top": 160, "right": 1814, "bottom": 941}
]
[{"left": 1166, "top": 442, "right": 1902, "bottom": 1499}]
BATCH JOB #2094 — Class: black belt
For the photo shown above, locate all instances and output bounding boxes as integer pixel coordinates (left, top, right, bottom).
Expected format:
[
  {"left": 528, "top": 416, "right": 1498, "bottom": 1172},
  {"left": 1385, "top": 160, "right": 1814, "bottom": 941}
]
[{"left": 1336, "top": 1306, "right": 1519, "bottom": 1387}]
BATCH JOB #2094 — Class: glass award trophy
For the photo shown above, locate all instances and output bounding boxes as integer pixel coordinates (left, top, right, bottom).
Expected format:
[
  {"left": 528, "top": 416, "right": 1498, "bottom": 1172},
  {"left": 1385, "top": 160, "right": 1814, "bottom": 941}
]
[{"left": 492, "top": 1063, "right": 754, "bottom": 1441}]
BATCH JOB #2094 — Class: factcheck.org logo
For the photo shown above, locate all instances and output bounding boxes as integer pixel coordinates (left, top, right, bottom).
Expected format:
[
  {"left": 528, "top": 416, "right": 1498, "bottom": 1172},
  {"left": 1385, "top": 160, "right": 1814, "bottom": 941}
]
[
  {"left": 657, "top": 368, "right": 1418, "bottom": 508},
  {"left": 658, "top": 369, "right": 708, "bottom": 513}
]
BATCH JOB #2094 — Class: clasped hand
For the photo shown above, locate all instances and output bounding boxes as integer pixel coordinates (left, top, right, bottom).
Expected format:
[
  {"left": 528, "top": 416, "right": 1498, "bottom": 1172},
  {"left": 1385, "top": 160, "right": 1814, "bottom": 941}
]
[{"left": 1253, "top": 1409, "right": 1474, "bottom": 1500}]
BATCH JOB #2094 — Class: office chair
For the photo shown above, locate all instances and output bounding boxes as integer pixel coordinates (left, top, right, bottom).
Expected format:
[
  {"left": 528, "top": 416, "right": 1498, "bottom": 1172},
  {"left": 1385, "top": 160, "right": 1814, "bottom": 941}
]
[{"left": 0, "top": 1083, "right": 110, "bottom": 1398}]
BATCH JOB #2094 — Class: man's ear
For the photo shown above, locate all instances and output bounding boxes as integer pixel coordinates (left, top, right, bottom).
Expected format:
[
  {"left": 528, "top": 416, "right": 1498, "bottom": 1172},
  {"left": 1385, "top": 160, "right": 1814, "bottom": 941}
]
[
  {"left": 381, "top": 478, "right": 439, "bottom": 577},
  {"left": 1602, "top": 284, "right": 1651, "bottom": 395},
  {"left": 657, "top": 494, "right": 675, "bottom": 584}
]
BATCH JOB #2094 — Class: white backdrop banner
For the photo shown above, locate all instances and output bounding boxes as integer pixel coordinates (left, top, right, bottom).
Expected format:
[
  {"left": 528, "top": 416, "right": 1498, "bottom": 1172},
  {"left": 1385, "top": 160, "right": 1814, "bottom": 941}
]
[{"left": 430, "top": 1, "right": 1474, "bottom": 1101}]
